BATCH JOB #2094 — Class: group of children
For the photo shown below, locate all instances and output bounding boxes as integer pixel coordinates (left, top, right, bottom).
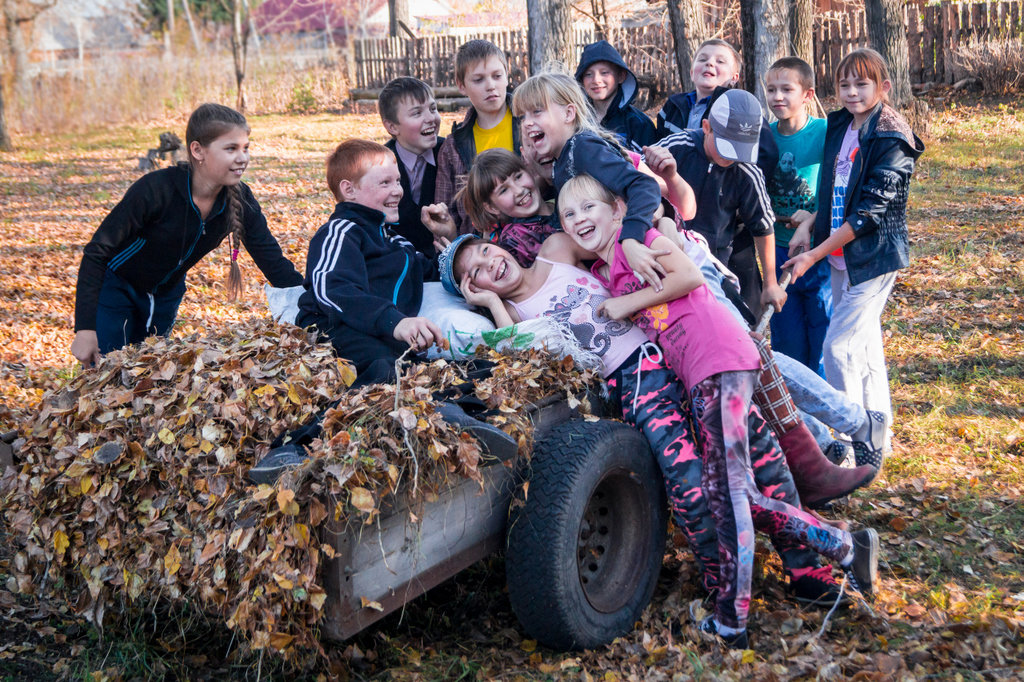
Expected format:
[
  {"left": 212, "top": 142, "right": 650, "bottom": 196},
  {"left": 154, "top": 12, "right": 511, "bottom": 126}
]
[{"left": 72, "top": 35, "right": 924, "bottom": 650}]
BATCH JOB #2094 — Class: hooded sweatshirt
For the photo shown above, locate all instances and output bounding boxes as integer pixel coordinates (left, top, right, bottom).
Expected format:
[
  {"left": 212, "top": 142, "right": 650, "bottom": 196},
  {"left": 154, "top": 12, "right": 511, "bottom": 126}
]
[{"left": 575, "top": 41, "right": 657, "bottom": 153}]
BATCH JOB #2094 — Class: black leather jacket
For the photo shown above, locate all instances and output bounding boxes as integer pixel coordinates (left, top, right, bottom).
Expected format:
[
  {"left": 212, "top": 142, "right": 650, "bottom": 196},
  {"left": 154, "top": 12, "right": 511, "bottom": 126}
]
[{"left": 813, "top": 103, "right": 925, "bottom": 286}]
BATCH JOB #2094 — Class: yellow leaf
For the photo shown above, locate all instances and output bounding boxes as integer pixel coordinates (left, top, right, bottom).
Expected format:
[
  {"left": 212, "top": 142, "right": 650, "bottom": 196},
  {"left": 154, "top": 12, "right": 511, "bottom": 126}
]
[
  {"left": 253, "top": 384, "right": 277, "bottom": 397},
  {"left": 287, "top": 384, "right": 301, "bottom": 405},
  {"left": 309, "top": 591, "right": 327, "bottom": 611},
  {"left": 349, "top": 487, "right": 375, "bottom": 514},
  {"left": 741, "top": 649, "right": 755, "bottom": 664},
  {"left": 53, "top": 530, "right": 69, "bottom": 557},
  {"left": 294, "top": 524, "right": 310, "bottom": 545},
  {"left": 339, "top": 360, "right": 357, "bottom": 387},
  {"left": 157, "top": 428, "right": 175, "bottom": 445},
  {"left": 359, "top": 596, "right": 383, "bottom": 611},
  {"left": 80, "top": 476, "right": 93, "bottom": 495},
  {"left": 163, "top": 545, "right": 181, "bottom": 576},
  {"left": 252, "top": 485, "right": 275, "bottom": 501},
  {"left": 273, "top": 574, "right": 294, "bottom": 590},
  {"left": 277, "top": 488, "right": 295, "bottom": 513},
  {"left": 521, "top": 639, "right": 537, "bottom": 653},
  {"left": 269, "top": 632, "right": 294, "bottom": 651}
]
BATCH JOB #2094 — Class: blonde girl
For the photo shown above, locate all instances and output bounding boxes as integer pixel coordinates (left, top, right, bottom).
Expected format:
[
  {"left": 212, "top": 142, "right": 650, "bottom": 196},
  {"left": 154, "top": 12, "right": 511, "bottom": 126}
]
[{"left": 558, "top": 174, "right": 880, "bottom": 649}]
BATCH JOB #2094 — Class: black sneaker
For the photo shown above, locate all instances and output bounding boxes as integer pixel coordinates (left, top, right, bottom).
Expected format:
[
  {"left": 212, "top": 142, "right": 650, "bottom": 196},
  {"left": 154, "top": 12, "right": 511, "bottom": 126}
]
[
  {"left": 435, "top": 402, "right": 518, "bottom": 462},
  {"left": 853, "top": 410, "right": 888, "bottom": 468},
  {"left": 249, "top": 444, "right": 308, "bottom": 485},
  {"left": 790, "top": 565, "right": 851, "bottom": 609},
  {"left": 697, "top": 615, "right": 749, "bottom": 650},
  {"left": 843, "top": 528, "right": 880, "bottom": 598}
]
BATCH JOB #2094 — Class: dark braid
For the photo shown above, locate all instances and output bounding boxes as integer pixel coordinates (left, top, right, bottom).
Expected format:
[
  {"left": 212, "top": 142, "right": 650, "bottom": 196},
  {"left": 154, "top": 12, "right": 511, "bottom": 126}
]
[
  {"left": 185, "top": 103, "right": 250, "bottom": 300},
  {"left": 225, "top": 184, "right": 245, "bottom": 300}
]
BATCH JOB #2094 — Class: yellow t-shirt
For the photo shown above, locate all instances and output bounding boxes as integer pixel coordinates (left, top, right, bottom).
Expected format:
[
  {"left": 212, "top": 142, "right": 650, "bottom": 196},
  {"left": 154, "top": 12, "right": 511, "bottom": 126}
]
[{"left": 473, "top": 108, "right": 514, "bottom": 153}]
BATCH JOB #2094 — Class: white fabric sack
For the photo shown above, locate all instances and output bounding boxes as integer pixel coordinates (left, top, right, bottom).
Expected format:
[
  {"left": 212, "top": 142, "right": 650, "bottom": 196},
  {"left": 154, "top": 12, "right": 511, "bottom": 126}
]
[{"left": 264, "top": 284, "right": 304, "bottom": 325}]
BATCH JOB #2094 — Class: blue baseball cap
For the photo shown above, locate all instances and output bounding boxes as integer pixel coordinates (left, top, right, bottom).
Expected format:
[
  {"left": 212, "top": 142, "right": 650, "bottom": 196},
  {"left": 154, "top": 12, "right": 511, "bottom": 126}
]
[{"left": 438, "top": 233, "right": 478, "bottom": 297}]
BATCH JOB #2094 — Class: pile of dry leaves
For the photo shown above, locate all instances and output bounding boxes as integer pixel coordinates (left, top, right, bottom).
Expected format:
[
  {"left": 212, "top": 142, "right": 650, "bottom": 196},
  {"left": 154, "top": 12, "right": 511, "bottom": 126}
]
[{"left": 0, "top": 319, "right": 598, "bottom": 662}]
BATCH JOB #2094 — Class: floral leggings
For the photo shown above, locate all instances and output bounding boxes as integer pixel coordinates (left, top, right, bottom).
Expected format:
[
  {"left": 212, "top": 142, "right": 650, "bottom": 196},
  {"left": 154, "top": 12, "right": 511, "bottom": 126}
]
[
  {"left": 691, "top": 369, "right": 854, "bottom": 630},
  {"left": 608, "top": 346, "right": 838, "bottom": 595}
]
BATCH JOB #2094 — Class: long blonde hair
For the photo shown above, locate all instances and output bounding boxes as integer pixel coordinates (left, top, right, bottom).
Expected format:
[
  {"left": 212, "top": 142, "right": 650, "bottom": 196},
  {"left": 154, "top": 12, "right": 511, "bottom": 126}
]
[{"left": 511, "top": 71, "right": 627, "bottom": 157}]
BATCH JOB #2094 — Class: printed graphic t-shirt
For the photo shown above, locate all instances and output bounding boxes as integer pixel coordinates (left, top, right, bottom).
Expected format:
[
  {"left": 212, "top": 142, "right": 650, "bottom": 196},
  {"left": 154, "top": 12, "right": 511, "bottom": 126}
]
[
  {"left": 768, "top": 117, "right": 827, "bottom": 248},
  {"left": 828, "top": 123, "right": 860, "bottom": 270}
]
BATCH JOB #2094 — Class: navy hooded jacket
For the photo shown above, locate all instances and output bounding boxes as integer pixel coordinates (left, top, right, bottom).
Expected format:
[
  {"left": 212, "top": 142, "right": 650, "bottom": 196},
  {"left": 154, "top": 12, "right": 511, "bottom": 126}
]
[{"left": 575, "top": 41, "right": 657, "bottom": 153}]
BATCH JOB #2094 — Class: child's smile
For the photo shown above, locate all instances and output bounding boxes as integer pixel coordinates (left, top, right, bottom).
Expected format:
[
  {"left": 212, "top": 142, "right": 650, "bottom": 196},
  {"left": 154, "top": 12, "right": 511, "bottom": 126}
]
[
  {"left": 457, "top": 242, "right": 521, "bottom": 294},
  {"left": 521, "top": 104, "right": 572, "bottom": 162},
  {"left": 487, "top": 170, "right": 543, "bottom": 219},
  {"left": 559, "top": 195, "right": 620, "bottom": 258},
  {"left": 691, "top": 45, "right": 739, "bottom": 97}
]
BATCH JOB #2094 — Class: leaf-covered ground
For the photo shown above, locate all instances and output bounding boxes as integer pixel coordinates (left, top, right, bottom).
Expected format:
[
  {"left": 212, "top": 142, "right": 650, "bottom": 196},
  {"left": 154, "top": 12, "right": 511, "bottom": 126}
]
[{"left": 1, "top": 100, "right": 1022, "bottom": 680}]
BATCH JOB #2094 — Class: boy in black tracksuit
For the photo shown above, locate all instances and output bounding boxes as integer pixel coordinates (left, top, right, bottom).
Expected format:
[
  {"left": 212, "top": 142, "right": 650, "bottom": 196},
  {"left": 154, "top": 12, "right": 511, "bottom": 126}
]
[
  {"left": 574, "top": 40, "right": 657, "bottom": 153},
  {"left": 296, "top": 140, "right": 443, "bottom": 387},
  {"left": 654, "top": 90, "right": 784, "bottom": 316}
]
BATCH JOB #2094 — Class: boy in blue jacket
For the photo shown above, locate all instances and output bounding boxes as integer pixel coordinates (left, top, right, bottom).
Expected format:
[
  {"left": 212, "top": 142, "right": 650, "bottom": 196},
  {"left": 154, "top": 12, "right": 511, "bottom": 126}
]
[
  {"left": 296, "top": 139, "right": 444, "bottom": 387},
  {"left": 574, "top": 40, "right": 657, "bottom": 152}
]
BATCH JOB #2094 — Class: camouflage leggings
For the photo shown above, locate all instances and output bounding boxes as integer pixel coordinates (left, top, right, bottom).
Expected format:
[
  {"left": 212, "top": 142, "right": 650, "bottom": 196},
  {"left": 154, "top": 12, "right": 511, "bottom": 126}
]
[
  {"left": 608, "top": 346, "right": 838, "bottom": 594},
  {"left": 690, "top": 370, "right": 854, "bottom": 630}
]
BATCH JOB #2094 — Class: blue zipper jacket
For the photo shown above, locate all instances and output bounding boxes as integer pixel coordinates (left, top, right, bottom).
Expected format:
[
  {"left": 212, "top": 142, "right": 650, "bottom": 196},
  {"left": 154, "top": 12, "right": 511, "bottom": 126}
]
[
  {"left": 814, "top": 103, "right": 925, "bottom": 286},
  {"left": 74, "top": 164, "right": 301, "bottom": 332},
  {"left": 296, "top": 202, "right": 437, "bottom": 341}
]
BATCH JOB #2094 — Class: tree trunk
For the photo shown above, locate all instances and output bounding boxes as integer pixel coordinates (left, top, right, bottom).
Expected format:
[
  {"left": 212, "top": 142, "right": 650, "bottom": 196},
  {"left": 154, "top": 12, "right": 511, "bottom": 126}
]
[
  {"left": 665, "top": 0, "right": 708, "bottom": 92},
  {"left": 388, "top": 0, "right": 409, "bottom": 38},
  {"left": 789, "top": 0, "right": 813, "bottom": 66},
  {"left": 865, "top": 0, "right": 913, "bottom": 107},
  {"left": 590, "top": 0, "right": 607, "bottom": 40},
  {"left": 740, "top": 0, "right": 788, "bottom": 109},
  {"left": 0, "top": 73, "right": 12, "bottom": 151},
  {"left": 4, "top": 4, "right": 31, "bottom": 102},
  {"left": 230, "top": 0, "right": 248, "bottom": 112},
  {"left": 526, "top": 0, "right": 573, "bottom": 74},
  {"left": 166, "top": 0, "right": 175, "bottom": 35},
  {"left": 181, "top": 0, "right": 200, "bottom": 51}
]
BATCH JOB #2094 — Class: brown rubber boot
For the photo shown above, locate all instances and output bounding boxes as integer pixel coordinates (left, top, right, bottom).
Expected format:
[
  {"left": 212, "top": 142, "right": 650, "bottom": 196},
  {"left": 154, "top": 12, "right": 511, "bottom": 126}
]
[{"left": 777, "top": 423, "right": 878, "bottom": 509}]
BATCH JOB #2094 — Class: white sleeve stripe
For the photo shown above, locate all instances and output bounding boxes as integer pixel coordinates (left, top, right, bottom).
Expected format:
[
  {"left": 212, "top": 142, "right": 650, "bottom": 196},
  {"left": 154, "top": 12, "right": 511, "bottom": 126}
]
[
  {"left": 311, "top": 219, "right": 353, "bottom": 314},
  {"left": 653, "top": 130, "right": 697, "bottom": 152},
  {"left": 737, "top": 163, "right": 775, "bottom": 233}
]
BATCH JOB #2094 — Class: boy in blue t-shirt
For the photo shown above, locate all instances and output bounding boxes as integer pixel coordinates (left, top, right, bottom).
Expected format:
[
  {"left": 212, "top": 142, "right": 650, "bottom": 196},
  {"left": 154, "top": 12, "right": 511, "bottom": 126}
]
[{"left": 765, "top": 57, "right": 832, "bottom": 377}]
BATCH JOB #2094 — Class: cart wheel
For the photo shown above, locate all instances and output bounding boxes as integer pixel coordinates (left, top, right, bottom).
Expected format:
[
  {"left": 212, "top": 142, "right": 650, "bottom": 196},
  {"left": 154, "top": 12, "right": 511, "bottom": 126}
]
[{"left": 505, "top": 418, "right": 667, "bottom": 650}]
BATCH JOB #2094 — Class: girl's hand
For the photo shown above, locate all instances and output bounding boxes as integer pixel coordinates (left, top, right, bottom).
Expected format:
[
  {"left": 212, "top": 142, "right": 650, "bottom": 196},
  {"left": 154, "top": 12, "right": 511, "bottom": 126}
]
[
  {"left": 788, "top": 224, "right": 811, "bottom": 257},
  {"left": 621, "top": 238, "right": 669, "bottom": 293},
  {"left": 641, "top": 145, "right": 677, "bottom": 180},
  {"left": 393, "top": 316, "right": 444, "bottom": 351},
  {"left": 596, "top": 296, "right": 634, "bottom": 321},
  {"left": 789, "top": 209, "right": 813, "bottom": 227},
  {"left": 782, "top": 251, "right": 816, "bottom": 281},
  {"left": 459, "top": 274, "right": 501, "bottom": 310},
  {"left": 421, "top": 204, "right": 457, "bottom": 241},
  {"left": 71, "top": 330, "right": 101, "bottom": 366}
]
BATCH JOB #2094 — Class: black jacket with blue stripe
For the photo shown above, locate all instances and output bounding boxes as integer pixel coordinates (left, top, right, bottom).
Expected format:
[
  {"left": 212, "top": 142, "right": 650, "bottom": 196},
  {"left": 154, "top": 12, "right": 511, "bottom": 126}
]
[
  {"left": 296, "top": 202, "right": 438, "bottom": 342},
  {"left": 74, "top": 164, "right": 302, "bottom": 331}
]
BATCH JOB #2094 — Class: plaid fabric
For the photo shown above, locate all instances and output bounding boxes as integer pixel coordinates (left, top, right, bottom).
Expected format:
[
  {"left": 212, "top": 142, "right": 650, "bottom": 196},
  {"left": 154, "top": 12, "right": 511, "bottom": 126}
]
[{"left": 751, "top": 335, "right": 801, "bottom": 434}]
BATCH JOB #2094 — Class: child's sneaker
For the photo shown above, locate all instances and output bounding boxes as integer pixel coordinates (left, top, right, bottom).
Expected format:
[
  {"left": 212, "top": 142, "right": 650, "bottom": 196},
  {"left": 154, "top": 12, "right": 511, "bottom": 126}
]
[
  {"left": 789, "top": 565, "right": 851, "bottom": 609},
  {"left": 697, "top": 615, "right": 749, "bottom": 650},
  {"left": 843, "top": 528, "right": 880, "bottom": 598},
  {"left": 823, "top": 440, "right": 850, "bottom": 466},
  {"left": 852, "top": 410, "right": 888, "bottom": 469},
  {"left": 249, "top": 444, "right": 308, "bottom": 485}
]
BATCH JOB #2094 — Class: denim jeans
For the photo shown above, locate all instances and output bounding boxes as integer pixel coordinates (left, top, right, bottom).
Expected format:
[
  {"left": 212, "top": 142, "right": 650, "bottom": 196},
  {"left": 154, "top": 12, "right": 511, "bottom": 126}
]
[
  {"left": 825, "top": 267, "right": 898, "bottom": 425},
  {"left": 699, "top": 258, "right": 864, "bottom": 440},
  {"left": 770, "top": 245, "right": 831, "bottom": 378}
]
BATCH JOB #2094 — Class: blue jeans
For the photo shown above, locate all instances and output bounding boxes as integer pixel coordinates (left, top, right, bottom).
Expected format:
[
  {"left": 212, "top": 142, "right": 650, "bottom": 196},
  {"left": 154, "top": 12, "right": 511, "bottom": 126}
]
[
  {"left": 95, "top": 270, "right": 185, "bottom": 353},
  {"left": 698, "top": 257, "right": 864, "bottom": 443},
  {"left": 770, "top": 245, "right": 831, "bottom": 378}
]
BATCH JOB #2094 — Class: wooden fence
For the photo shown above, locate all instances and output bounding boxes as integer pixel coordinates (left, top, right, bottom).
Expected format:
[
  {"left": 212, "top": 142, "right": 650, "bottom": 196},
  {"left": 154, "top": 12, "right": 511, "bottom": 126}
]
[{"left": 354, "top": 0, "right": 1024, "bottom": 98}]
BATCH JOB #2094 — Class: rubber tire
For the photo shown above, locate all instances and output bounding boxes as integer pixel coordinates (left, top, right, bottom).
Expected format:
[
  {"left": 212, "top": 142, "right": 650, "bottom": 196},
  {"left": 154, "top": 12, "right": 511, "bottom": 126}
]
[{"left": 505, "top": 418, "right": 667, "bottom": 650}]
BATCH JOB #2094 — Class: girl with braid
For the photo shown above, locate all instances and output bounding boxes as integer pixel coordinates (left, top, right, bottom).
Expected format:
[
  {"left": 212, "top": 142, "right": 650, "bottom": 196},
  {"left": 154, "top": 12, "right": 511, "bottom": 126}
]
[{"left": 71, "top": 103, "right": 302, "bottom": 365}]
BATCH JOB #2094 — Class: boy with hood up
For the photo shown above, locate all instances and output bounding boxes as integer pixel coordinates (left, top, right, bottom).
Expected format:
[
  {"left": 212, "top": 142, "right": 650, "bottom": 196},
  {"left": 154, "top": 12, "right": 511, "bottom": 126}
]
[{"left": 574, "top": 40, "right": 657, "bottom": 153}]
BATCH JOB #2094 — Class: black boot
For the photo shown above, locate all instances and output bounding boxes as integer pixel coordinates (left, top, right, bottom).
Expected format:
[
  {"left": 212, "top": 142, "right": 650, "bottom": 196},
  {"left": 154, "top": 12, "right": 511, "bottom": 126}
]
[{"left": 435, "top": 402, "right": 518, "bottom": 462}]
